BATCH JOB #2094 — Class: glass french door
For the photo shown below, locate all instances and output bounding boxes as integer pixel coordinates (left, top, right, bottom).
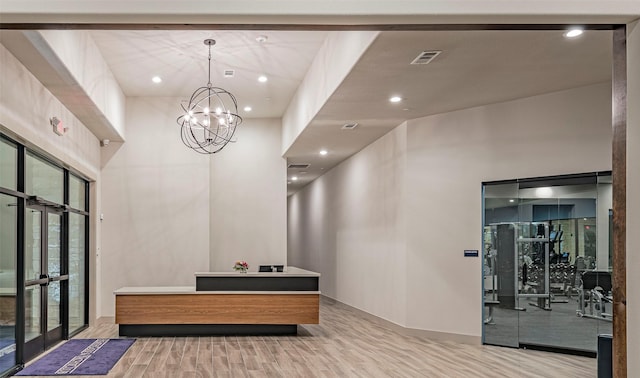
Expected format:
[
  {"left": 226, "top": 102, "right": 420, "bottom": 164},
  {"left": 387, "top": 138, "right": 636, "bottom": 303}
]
[{"left": 24, "top": 204, "right": 67, "bottom": 360}]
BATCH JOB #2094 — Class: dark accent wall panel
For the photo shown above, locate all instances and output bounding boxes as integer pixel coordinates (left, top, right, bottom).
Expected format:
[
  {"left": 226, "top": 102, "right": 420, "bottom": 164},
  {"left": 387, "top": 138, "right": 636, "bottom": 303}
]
[
  {"left": 196, "top": 276, "right": 318, "bottom": 291},
  {"left": 119, "top": 324, "right": 297, "bottom": 337}
]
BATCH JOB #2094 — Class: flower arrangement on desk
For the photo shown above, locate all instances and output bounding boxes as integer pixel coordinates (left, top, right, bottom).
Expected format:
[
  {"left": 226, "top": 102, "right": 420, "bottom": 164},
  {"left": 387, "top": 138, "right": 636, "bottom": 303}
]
[{"left": 233, "top": 260, "right": 249, "bottom": 273}]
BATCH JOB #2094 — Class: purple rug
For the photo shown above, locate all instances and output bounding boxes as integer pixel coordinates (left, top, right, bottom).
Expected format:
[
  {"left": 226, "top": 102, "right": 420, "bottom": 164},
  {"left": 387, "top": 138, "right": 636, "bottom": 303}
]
[{"left": 17, "top": 339, "right": 135, "bottom": 376}]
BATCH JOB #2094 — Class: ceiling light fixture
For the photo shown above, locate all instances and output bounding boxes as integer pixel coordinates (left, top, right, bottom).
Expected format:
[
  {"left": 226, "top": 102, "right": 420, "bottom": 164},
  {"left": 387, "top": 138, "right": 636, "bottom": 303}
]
[
  {"left": 564, "top": 28, "right": 584, "bottom": 38},
  {"left": 291, "top": 176, "right": 298, "bottom": 181},
  {"left": 177, "top": 39, "right": 242, "bottom": 154},
  {"left": 389, "top": 96, "right": 402, "bottom": 103},
  {"left": 244, "top": 106, "right": 252, "bottom": 112},
  {"left": 258, "top": 75, "right": 268, "bottom": 83},
  {"left": 319, "top": 149, "right": 328, "bottom": 156},
  {"left": 152, "top": 76, "right": 162, "bottom": 83}
]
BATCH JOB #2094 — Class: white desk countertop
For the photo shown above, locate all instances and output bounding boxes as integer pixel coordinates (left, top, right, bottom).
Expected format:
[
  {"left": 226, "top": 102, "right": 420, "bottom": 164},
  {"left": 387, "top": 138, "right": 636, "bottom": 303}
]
[
  {"left": 114, "top": 267, "right": 320, "bottom": 295},
  {"left": 113, "top": 286, "right": 320, "bottom": 295}
]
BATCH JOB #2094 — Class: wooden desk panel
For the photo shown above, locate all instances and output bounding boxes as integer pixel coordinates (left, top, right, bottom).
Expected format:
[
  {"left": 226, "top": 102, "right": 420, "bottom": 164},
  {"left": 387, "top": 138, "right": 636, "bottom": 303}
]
[{"left": 115, "top": 293, "right": 319, "bottom": 325}]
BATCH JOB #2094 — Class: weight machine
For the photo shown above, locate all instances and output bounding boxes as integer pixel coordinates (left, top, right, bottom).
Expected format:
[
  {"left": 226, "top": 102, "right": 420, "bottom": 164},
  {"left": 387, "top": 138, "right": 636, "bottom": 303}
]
[
  {"left": 576, "top": 270, "right": 613, "bottom": 321},
  {"left": 488, "top": 222, "right": 561, "bottom": 312}
]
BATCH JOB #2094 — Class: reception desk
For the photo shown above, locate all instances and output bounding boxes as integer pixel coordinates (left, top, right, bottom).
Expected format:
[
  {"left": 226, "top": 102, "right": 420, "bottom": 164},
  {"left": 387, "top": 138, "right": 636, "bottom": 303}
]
[{"left": 114, "top": 267, "right": 320, "bottom": 336}]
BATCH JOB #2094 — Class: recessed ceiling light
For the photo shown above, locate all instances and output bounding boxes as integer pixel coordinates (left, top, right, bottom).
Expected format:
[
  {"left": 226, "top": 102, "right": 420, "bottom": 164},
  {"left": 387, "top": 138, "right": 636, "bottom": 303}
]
[
  {"left": 152, "top": 76, "right": 162, "bottom": 83},
  {"left": 564, "top": 28, "right": 584, "bottom": 38},
  {"left": 244, "top": 106, "right": 252, "bottom": 112},
  {"left": 509, "top": 199, "right": 515, "bottom": 203},
  {"left": 319, "top": 149, "right": 328, "bottom": 156},
  {"left": 256, "top": 35, "right": 268, "bottom": 43},
  {"left": 291, "top": 176, "right": 298, "bottom": 181},
  {"left": 389, "top": 96, "right": 402, "bottom": 103},
  {"left": 258, "top": 75, "right": 268, "bottom": 83}
]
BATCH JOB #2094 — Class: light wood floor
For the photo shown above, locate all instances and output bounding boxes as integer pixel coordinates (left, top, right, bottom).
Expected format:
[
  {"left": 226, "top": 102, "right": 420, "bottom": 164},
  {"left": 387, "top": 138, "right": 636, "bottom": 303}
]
[{"left": 19, "top": 298, "right": 596, "bottom": 377}]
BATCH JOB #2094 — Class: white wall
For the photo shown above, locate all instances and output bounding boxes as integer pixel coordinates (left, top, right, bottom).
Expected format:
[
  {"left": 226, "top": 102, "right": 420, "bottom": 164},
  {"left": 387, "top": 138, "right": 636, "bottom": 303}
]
[
  {"left": 0, "top": 44, "right": 100, "bottom": 180},
  {"left": 282, "top": 31, "right": 378, "bottom": 155},
  {"left": 99, "top": 101, "right": 287, "bottom": 314},
  {"left": 210, "top": 118, "right": 287, "bottom": 271},
  {"left": 626, "top": 19, "right": 640, "bottom": 376},
  {"left": 289, "top": 82, "right": 612, "bottom": 339},
  {"left": 288, "top": 123, "right": 408, "bottom": 325},
  {"left": 405, "top": 82, "right": 611, "bottom": 337},
  {"left": 99, "top": 97, "right": 210, "bottom": 316},
  {"left": 36, "top": 30, "right": 126, "bottom": 139}
]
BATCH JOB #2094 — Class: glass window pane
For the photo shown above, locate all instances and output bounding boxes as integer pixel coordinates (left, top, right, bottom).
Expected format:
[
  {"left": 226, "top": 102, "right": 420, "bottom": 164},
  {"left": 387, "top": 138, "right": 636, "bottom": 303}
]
[
  {"left": 47, "top": 281, "right": 61, "bottom": 332},
  {"left": 0, "top": 138, "right": 17, "bottom": 190},
  {"left": 25, "top": 209, "right": 41, "bottom": 282},
  {"left": 68, "top": 174, "right": 86, "bottom": 211},
  {"left": 25, "top": 285, "right": 41, "bottom": 343},
  {"left": 68, "top": 213, "right": 86, "bottom": 332},
  {"left": 0, "top": 194, "right": 17, "bottom": 374},
  {"left": 47, "top": 213, "right": 62, "bottom": 332},
  {"left": 26, "top": 153, "right": 63, "bottom": 205}
]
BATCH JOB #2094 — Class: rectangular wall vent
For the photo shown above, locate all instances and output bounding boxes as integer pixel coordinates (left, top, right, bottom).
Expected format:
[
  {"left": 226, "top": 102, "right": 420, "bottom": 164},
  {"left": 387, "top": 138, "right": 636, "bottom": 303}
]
[
  {"left": 223, "top": 69, "right": 235, "bottom": 77},
  {"left": 341, "top": 122, "right": 359, "bottom": 130},
  {"left": 288, "top": 163, "right": 310, "bottom": 169},
  {"left": 410, "top": 50, "right": 441, "bottom": 65}
]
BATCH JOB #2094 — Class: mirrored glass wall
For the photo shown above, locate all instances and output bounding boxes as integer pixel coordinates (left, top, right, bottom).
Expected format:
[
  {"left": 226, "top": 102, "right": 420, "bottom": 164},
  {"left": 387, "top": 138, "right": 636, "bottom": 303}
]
[{"left": 482, "top": 173, "right": 612, "bottom": 355}]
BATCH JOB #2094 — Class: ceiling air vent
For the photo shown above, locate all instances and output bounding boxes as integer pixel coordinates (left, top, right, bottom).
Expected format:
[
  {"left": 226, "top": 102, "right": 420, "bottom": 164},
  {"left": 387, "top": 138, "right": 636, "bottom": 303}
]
[
  {"left": 341, "top": 122, "right": 359, "bottom": 130},
  {"left": 410, "top": 50, "right": 441, "bottom": 65},
  {"left": 223, "top": 69, "right": 235, "bottom": 78},
  {"left": 288, "top": 163, "right": 310, "bottom": 169}
]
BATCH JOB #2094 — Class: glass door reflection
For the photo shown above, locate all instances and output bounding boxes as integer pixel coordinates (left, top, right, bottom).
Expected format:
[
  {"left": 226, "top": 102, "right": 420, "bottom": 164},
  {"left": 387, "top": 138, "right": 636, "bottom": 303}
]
[
  {"left": 46, "top": 213, "right": 62, "bottom": 335},
  {"left": 483, "top": 183, "right": 520, "bottom": 348},
  {"left": 483, "top": 174, "right": 613, "bottom": 355},
  {"left": 24, "top": 208, "right": 42, "bottom": 344},
  {"left": 24, "top": 205, "right": 66, "bottom": 360}
]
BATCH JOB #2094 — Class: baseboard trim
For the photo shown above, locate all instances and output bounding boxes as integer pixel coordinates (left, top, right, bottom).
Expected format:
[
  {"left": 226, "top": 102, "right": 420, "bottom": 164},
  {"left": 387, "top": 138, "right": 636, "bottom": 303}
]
[
  {"left": 119, "top": 324, "right": 298, "bottom": 337},
  {"left": 95, "top": 316, "right": 115, "bottom": 325},
  {"left": 321, "top": 295, "right": 481, "bottom": 345}
]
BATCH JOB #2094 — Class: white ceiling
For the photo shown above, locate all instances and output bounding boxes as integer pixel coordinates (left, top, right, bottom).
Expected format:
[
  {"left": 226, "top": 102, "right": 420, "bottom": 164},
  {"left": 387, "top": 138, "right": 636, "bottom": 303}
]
[
  {"left": 2, "top": 28, "right": 613, "bottom": 196},
  {"left": 286, "top": 30, "right": 612, "bottom": 194},
  {"left": 90, "top": 30, "right": 329, "bottom": 119}
]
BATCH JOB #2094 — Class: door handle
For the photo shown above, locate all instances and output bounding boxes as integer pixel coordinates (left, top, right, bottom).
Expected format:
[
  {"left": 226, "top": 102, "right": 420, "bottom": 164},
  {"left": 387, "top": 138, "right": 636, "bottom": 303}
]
[
  {"left": 39, "top": 274, "right": 50, "bottom": 287},
  {"left": 48, "top": 275, "right": 69, "bottom": 282}
]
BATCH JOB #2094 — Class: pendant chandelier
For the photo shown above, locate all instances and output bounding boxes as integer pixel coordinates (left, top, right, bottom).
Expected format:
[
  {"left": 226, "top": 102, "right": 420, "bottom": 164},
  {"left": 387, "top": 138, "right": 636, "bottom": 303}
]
[{"left": 177, "top": 39, "right": 242, "bottom": 154}]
